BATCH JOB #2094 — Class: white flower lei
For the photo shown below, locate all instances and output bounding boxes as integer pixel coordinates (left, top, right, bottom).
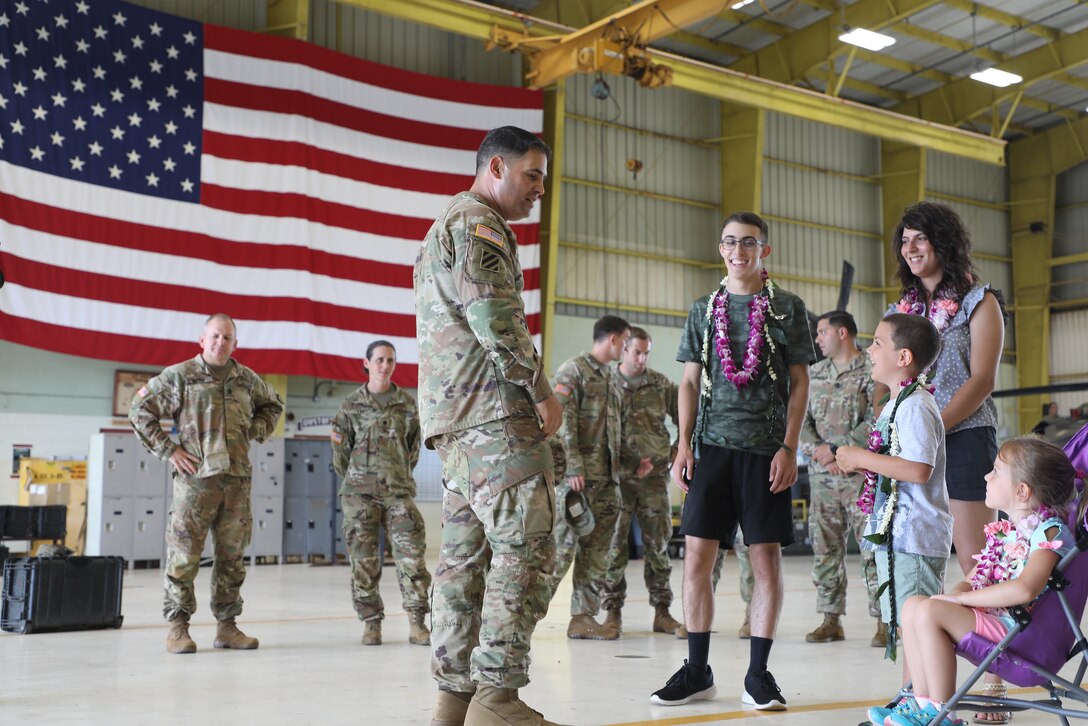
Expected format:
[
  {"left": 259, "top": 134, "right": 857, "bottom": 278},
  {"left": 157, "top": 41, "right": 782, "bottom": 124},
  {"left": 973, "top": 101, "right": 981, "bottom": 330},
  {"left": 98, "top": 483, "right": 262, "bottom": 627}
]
[{"left": 874, "top": 422, "right": 900, "bottom": 539}]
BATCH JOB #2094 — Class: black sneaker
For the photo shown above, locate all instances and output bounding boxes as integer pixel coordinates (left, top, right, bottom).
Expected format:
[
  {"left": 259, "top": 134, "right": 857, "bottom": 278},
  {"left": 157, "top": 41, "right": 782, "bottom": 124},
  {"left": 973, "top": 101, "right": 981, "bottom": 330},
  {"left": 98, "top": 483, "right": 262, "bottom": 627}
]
[
  {"left": 650, "top": 660, "right": 717, "bottom": 706},
  {"left": 742, "top": 669, "right": 787, "bottom": 710}
]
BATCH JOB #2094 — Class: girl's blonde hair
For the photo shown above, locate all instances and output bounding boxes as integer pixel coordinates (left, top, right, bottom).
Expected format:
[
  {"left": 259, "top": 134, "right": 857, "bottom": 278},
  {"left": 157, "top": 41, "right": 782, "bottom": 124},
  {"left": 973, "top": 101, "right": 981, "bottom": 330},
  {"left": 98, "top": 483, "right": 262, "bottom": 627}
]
[{"left": 998, "top": 436, "right": 1078, "bottom": 521}]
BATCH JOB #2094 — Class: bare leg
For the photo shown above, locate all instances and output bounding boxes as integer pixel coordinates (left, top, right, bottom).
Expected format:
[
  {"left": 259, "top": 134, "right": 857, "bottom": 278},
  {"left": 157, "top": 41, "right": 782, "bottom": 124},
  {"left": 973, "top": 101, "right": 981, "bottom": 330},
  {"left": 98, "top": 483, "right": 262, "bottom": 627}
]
[
  {"left": 950, "top": 500, "right": 994, "bottom": 575},
  {"left": 683, "top": 536, "right": 720, "bottom": 632},
  {"left": 748, "top": 544, "right": 783, "bottom": 638},
  {"left": 911, "top": 598, "right": 976, "bottom": 702}
]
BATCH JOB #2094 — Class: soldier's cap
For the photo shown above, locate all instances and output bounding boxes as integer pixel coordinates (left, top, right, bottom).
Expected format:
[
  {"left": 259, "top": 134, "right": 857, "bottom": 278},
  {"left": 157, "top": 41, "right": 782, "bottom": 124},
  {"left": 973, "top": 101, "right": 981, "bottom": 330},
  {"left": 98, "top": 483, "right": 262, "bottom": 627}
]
[{"left": 564, "top": 488, "right": 595, "bottom": 537}]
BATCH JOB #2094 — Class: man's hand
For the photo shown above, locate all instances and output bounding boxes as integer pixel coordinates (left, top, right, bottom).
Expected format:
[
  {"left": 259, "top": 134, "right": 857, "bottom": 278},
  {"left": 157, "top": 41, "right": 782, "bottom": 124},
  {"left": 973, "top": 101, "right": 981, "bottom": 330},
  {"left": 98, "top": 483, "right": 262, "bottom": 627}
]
[
  {"left": 671, "top": 445, "right": 695, "bottom": 493},
  {"left": 566, "top": 475, "right": 586, "bottom": 492},
  {"left": 635, "top": 457, "right": 653, "bottom": 478},
  {"left": 835, "top": 445, "right": 866, "bottom": 474},
  {"left": 814, "top": 443, "right": 836, "bottom": 466},
  {"left": 768, "top": 448, "right": 797, "bottom": 494},
  {"left": 535, "top": 394, "right": 562, "bottom": 437},
  {"left": 169, "top": 448, "right": 201, "bottom": 476}
]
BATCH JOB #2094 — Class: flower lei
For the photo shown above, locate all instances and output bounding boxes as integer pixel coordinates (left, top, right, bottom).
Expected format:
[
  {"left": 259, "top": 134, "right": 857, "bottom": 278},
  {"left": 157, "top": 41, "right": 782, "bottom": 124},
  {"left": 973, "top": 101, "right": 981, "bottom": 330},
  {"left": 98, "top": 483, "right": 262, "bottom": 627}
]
[
  {"left": 971, "top": 509, "right": 1060, "bottom": 591},
  {"left": 896, "top": 286, "right": 960, "bottom": 334},
  {"left": 856, "top": 376, "right": 928, "bottom": 526},
  {"left": 700, "top": 268, "right": 777, "bottom": 394}
]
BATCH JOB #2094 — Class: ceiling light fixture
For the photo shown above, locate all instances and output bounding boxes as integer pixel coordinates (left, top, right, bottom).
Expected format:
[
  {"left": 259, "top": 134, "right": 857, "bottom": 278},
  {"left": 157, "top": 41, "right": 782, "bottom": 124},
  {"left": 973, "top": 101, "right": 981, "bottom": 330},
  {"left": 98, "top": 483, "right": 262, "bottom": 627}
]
[
  {"left": 731, "top": 0, "right": 756, "bottom": 9},
  {"left": 969, "top": 68, "right": 1023, "bottom": 88},
  {"left": 837, "top": 27, "right": 896, "bottom": 52}
]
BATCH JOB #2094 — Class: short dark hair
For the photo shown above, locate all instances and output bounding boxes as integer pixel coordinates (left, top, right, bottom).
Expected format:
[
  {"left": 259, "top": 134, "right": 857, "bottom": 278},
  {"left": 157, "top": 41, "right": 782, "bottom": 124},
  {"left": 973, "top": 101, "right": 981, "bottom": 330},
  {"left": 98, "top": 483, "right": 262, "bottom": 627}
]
[
  {"left": 721, "top": 211, "right": 769, "bottom": 244},
  {"left": 475, "top": 126, "right": 552, "bottom": 173},
  {"left": 628, "top": 326, "right": 652, "bottom": 343},
  {"left": 818, "top": 310, "right": 857, "bottom": 337},
  {"left": 593, "top": 315, "right": 629, "bottom": 342},
  {"left": 893, "top": 202, "right": 978, "bottom": 301},
  {"left": 882, "top": 313, "right": 941, "bottom": 375}
]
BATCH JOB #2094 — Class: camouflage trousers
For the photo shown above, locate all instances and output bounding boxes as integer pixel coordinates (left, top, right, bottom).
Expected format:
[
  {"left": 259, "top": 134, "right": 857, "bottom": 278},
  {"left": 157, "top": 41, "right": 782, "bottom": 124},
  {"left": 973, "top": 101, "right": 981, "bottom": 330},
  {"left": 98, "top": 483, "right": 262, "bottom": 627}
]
[
  {"left": 710, "top": 529, "right": 750, "bottom": 601},
  {"left": 163, "top": 473, "right": 251, "bottom": 622},
  {"left": 431, "top": 416, "right": 556, "bottom": 691},
  {"left": 341, "top": 489, "right": 431, "bottom": 621},
  {"left": 550, "top": 477, "right": 621, "bottom": 616},
  {"left": 601, "top": 472, "right": 674, "bottom": 611},
  {"left": 809, "top": 472, "right": 879, "bottom": 616}
]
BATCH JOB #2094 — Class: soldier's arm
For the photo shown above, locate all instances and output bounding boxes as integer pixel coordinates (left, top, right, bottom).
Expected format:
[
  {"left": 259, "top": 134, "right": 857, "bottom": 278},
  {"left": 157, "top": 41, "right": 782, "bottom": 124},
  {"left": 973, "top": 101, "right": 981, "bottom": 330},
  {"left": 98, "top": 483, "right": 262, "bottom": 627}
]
[
  {"left": 553, "top": 362, "right": 585, "bottom": 478},
  {"left": 406, "top": 401, "right": 421, "bottom": 471},
  {"left": 249, "top": 374, "right": 285, "bottom": 442},
  {"left": 128, "top": 372, "right": 182, "bottom": 460},
  {"left": 616, "top": 386, "right": 641, "bottom": 472},
  {"left": 666, "top": 379, "right": 680, "bottom": 431},
  {"left": 330, "top": 406, "right": 353, "bottom": 479},
  {"left": 451, "top": 216, "right": 552, "bottom": 404}
]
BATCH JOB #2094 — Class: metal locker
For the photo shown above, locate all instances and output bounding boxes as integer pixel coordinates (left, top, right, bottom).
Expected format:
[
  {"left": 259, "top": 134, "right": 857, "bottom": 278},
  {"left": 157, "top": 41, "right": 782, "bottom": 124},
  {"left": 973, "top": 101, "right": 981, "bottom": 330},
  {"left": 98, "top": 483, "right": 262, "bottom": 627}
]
[
  {"left": 306, "top": 496, "right": 334, "bottom": 561},
  {"left": 249, "top": 438, "right": 285, "bottom": 498},
  {"left": 282, "top": 496, "right": 308, "bottom": 558},
  {"left": 87, "top": 497, "right": 134, "bottom": 560},
  {"left": 89, "top": 433, "right": 139, "bottom": 499},
  {"left": 334, "top": 501, "right": 346, "bottom": 557},
  {"left": 132, "top": 497, "right": 166, "bottom": 560},
  {"left": 133, "top": 445, "right": 168, "bottom": 498},
  {"left": 247, "top": 495, "right": 283, "bottom": 561}
]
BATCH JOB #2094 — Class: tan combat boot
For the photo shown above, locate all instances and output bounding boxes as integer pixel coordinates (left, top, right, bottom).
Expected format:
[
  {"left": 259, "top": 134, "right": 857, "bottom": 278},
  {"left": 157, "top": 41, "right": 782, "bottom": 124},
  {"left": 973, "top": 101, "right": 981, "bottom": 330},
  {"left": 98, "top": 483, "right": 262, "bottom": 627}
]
[
  {"left": 602, "top": 608, "right": 622, "bottom": 634},
  {"left": 464, "top": 686, "right": 567, "bottom": 726},
  {"left": 871, "top": 620, "right": 889, "bottom": 649},
  {"left": 166, "top": 617, "right": 196, "bottom": 654},
  {"left": 409, "top": 611, "right": 431, "bottom": 646},
  {"left": 431, "top": 690, "right": 472, "bottom": 726},
  {"left": 652, "top": 605, "right": 684, "bottom": 635},
  {"left": 566, "top": 614, "right": 619, "bottom": 641},
  {"left": 213, "top": 618, "right": 259, "bottom": 649},
  {"left": 805, "top": 613, "right": 845, "bottom": 643},
  {"left": 362, "top": 618, "right": 382, "bottom": 646},
  {"left": 738, "top": 603, "right": 751, "bottom": 639}
]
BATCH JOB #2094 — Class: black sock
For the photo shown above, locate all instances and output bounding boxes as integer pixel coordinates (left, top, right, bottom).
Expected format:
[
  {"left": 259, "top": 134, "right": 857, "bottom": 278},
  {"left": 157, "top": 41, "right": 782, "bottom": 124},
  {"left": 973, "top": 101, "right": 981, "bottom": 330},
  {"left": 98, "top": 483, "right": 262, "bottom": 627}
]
[
  {"left": 687, "top": 631, "right": 711, "bottom": 670},
  {"left": 748, "top": 636, "right": 773, "bottom": 677}
]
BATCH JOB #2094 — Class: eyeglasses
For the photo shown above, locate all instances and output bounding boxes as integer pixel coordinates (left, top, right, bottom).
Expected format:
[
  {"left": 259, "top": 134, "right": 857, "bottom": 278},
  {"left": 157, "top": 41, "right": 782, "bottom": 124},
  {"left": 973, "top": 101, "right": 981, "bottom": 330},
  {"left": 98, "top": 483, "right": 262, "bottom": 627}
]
[{"left": 720, "top": 236, "right": 762, "bottom": 250}]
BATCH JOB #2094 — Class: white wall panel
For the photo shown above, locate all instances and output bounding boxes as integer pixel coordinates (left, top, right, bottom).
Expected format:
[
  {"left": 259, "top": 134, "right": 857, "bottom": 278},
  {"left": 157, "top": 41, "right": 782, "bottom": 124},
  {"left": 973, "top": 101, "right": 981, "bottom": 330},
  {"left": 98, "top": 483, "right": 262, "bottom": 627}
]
[
  {"left": 926, "top": 152, "right": 1007, "bottom": 207},
  {"left": 1054, "top": 161, "right": 1088, "bottom": 305},
  {"left": 1049, "top": 310, "right": 1088, "bottom": 419}
]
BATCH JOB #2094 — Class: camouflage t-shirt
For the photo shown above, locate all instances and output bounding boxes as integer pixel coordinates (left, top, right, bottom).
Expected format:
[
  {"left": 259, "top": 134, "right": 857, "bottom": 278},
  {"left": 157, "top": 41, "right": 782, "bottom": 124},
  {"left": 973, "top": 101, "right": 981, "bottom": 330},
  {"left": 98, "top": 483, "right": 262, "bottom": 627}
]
[{"left": 677, "top": 285, "right": 815, "bottom": 456}]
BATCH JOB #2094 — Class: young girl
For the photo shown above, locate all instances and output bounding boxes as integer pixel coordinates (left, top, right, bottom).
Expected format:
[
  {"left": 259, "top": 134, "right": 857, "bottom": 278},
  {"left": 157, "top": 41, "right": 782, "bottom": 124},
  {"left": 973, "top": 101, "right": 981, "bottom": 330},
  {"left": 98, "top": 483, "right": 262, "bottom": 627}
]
[{"left": 867, "top": 437, "right": 1080, "bottom": 726}]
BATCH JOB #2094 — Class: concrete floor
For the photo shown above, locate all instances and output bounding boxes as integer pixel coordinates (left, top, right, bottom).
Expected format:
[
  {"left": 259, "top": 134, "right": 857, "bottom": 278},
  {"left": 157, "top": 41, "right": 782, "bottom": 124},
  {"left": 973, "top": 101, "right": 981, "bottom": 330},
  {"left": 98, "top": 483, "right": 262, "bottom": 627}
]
[{"left": 1, "top": 552, "right": 1079, "bottom": 725}]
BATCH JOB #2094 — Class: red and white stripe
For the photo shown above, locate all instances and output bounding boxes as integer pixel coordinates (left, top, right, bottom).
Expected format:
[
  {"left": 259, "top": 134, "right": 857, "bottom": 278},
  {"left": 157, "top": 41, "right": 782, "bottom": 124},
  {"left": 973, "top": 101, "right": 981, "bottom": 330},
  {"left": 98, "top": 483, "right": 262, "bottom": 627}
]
[{"left": 0, "top": 23, "right": 543, "bottom": 387}]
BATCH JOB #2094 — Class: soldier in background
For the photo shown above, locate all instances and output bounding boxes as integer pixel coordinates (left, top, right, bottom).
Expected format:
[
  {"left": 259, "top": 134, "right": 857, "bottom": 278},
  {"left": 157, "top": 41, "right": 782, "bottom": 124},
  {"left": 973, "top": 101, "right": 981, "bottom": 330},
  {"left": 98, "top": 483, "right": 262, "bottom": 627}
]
[
  {"left": 414, "top": 126, "right": 564, "bottom": 726},
  {"left": 550, "top": 315, "right": 629, "bottom": 641},
  {"left": 330, "top": 340, "right": 431, "bottom": 647},
  {"left": 130, "top": 313, "right": 284, "bottom": 655},
  {"left": 800, "top": 311, "right": 885, "bottom": 647},
  {"left": 601, "top": 327, "right": 686, "bottom": 636}
]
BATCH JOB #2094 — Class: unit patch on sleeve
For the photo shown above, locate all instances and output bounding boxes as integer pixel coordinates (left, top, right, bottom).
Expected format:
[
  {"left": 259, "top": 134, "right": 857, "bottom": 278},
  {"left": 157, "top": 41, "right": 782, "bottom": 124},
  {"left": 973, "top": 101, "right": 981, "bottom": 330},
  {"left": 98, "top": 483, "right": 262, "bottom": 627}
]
[{"left": 473, "top": 224, "right": 506, "bottom": 249}]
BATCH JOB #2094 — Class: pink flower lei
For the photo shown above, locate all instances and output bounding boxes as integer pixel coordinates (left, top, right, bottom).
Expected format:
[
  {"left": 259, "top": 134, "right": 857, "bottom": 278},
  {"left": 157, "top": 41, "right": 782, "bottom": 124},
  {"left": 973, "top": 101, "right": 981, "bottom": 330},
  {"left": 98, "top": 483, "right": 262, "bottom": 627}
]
[
  {"left": 711, "top": 269, "right": 771, "bottom": 389},
  {"left": 896, "top": 286, "right": 960, "bottom": 334},
  {"left": 856, "top": 376, "right": 929, "bottom": 516},
  {"left": 971, "top": 508, "right": 1058, "bottom": 590}
]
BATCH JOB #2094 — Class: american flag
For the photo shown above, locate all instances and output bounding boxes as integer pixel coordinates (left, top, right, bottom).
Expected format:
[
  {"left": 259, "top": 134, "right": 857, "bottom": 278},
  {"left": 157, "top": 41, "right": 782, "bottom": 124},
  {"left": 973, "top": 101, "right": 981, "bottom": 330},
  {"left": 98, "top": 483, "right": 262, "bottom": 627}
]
[{"left": 0, "top": 0, "right": 543, "bottom": 387}]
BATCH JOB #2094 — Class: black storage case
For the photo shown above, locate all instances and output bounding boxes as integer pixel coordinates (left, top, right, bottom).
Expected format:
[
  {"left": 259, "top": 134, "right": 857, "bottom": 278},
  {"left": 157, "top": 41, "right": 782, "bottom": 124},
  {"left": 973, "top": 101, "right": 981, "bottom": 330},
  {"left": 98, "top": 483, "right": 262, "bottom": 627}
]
[
  {"left": 33, "top": 505, "right": 68, "bottom": 539},
  {"left": 0, "top": 506, "right": 35, "bottom": 539},
  {"left": 1, "top": 556, "right": 125, "bottom": 634}
]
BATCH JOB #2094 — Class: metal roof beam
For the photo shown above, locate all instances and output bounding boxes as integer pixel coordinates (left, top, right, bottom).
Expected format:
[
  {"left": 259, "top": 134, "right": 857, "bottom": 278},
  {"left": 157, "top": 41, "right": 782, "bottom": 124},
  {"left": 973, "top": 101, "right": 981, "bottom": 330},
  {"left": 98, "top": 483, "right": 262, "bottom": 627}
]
[
  {"left": 892, "top": 26, "right": 1088, "bottom": 127},
  {"left": 941, "top": 0, "right": 1061, "bottom": 42}
]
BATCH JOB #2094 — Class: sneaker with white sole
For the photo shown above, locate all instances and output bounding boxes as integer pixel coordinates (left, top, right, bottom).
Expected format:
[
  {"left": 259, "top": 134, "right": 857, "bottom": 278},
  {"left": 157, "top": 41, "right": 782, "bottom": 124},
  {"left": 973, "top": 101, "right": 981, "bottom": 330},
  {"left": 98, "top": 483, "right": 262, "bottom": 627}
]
[
  {"left": 742, "top": 669, "right": 787, "bottom": 711},
  {"left": 650, "top": 660, "right": 717, "bottom": 706}
]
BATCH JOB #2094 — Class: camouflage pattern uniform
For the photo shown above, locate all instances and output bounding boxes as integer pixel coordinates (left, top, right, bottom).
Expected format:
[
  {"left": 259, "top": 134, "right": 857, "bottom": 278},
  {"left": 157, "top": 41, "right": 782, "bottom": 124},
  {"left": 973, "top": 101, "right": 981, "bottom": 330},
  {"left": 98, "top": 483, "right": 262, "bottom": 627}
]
[
  {"left": 602, "top": 368, "right": 678, "bottom": 611},
  {"left": 551, "top": 353, "right": 622, "bottom": 616},
  {"left": 331, "top": 384, "right": 430, "bottom": 622},
  {"left": 414, "top": 191, "right": 556, "bottom": 691},
  {"left": 130, "top": 355, "right": 284, "bottom": 622},
  {"left": 800, "top": 352, "right": 880, "bottom": 618}
]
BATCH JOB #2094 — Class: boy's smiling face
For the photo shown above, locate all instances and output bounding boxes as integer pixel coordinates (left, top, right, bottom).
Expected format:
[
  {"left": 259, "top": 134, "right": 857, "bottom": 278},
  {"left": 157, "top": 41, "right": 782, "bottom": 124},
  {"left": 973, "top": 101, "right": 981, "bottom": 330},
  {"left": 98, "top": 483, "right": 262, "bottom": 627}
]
[
  {"left": 719, "top": 221, "right": 770, "bottom": 283},
  {"left": 867, "top": 321, "right": 911, "bottom": 387}
]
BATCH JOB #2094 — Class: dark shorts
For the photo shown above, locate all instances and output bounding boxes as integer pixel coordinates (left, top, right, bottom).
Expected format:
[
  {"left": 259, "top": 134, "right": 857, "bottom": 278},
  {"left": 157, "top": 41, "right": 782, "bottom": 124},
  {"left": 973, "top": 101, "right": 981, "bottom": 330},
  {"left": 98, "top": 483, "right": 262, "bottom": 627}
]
[
  {"left": 945, "top": 426, "right": 998, "bottom": 502},
  {"left": 679, "top": 445, "right": 794, "bottom": 549}
]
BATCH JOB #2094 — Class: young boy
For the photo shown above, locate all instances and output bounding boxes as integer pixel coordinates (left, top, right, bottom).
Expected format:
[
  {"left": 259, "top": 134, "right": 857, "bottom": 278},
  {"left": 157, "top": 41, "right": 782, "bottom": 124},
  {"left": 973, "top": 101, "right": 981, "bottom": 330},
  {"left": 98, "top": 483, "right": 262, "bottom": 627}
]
[
  {"left": 835, "top": 313, "right": 952, "bottom": 675},
  {"left": 651, "top": 211, "right": 814, "bottom": 710}
]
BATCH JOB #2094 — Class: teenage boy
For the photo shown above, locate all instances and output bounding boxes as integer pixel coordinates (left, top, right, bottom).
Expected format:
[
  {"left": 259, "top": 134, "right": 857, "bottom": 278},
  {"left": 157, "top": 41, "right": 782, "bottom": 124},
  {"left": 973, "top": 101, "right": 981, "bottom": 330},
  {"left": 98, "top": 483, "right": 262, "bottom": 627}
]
[
  {"left": 835, "top": 313, "right": 951, "bottom": 683},
  {"left": 651, "top": 212, "right": 814, "bottom": 710}
]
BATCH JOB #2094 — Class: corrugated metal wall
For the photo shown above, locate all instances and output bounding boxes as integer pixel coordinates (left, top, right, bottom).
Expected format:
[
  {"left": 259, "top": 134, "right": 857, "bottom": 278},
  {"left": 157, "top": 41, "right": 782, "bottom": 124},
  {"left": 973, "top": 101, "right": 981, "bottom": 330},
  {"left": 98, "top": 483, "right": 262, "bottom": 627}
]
[
  {"left": 1049, "top": 309, "right": 1088, "bottom": 416},
  {"left": 763, "top": 113, "right": 883, "bottom": 338},
  {"left": 1050, "top": 161, "right": 1088, "bottom": 418},
  {"left": 126, "top": 0, "right": 267, "bottom": 29}
]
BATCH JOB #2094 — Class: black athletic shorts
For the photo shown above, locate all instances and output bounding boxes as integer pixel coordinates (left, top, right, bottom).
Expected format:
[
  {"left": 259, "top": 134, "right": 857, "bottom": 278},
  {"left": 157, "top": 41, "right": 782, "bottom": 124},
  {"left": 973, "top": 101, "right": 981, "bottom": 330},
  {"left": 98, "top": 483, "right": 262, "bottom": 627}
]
[
  {"left": 679, "top": 444, "right": 794, "bottom": 549},
  {"left": 945, "top": 426, "right": 998, "bottom": 502}
]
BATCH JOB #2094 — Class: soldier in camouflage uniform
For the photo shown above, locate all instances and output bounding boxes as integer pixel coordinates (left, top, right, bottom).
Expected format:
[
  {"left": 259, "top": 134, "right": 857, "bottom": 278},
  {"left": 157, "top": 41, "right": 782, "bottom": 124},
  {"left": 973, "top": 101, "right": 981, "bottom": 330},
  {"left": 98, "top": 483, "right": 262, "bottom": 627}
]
[
  {"left": 331, "top": 340, "right": 431, "bottom": 647},
  {"left": 550, "top": 315, "right": 629, "bottom": 641},
  {"left": 600, "top": 327, "right": 686, "bottom": 636},
  {"left": 129, "top": 313, "right": 284, "bottom": 655},
  {"left": 414, "top": 126, "right": 565, "bottom": 726},
  {"left": 800, "top": 311, "right": 885, "bottom": 647}
]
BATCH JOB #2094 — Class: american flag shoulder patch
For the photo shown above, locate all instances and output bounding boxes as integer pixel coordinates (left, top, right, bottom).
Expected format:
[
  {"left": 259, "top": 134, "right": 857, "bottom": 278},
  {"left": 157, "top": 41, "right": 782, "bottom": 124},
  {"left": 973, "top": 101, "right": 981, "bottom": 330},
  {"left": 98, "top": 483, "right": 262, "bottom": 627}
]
[
  {"left": 473, "top": 224, "right": 505, "bottom": 248},
  {"left": 554, "top": 383, "right": 571, "bottom": 396}
]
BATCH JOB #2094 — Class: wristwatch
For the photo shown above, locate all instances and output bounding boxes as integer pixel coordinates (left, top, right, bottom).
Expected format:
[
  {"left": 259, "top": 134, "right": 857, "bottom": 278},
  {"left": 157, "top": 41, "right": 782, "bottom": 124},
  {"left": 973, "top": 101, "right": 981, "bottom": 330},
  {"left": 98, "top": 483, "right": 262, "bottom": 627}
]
[{"left": 829, "top": 444, "right": 839, "bottom": 456}]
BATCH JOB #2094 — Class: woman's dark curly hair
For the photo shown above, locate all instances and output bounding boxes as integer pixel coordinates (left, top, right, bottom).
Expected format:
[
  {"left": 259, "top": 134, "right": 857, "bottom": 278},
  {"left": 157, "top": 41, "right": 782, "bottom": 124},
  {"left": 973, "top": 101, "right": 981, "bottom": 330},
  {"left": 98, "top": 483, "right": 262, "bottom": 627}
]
[{"left": 893, "top": 202, "right": 977, "bottom": 300}]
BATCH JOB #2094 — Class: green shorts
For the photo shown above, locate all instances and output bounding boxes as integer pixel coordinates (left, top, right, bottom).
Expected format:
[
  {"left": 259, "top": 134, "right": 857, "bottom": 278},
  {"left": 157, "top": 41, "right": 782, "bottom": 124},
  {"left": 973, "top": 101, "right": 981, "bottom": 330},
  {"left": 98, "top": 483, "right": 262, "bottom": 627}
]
[{"left": 875, "top": 551, "right": 947, "bottom": 625}]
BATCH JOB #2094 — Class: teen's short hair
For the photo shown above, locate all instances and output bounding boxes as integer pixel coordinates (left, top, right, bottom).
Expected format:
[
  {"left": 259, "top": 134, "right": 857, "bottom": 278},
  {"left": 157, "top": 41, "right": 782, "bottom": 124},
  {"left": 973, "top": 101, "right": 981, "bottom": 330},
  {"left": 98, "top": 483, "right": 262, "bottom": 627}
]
[
  {"left": 593, "top": 315, "right": 630, "bottom": 342},
  {"left": 818, "top": 311, "right": 857, "bottom": 337},
  {"left": 721, "top": 211, "right": 769, "bottom": 244},
  {"left": 882, "top": 313, "right": 941, "bottom": 374},
  {"left": 476, "top": 126, "right": 552, "bottom": 172}
]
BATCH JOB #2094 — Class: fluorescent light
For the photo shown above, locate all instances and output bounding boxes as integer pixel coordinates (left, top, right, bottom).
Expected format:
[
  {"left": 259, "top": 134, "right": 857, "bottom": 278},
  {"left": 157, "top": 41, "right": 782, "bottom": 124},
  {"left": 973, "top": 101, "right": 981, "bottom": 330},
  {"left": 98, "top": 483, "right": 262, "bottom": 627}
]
[
  {"left": 970, "top": 68, "right": 1023, "bottom": 87},
  {"left": 731, "top": 0, "right": 756, "bottom": 8},
  {"left": 838, "top": 27, "right": 896, "bottom": 52}
]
